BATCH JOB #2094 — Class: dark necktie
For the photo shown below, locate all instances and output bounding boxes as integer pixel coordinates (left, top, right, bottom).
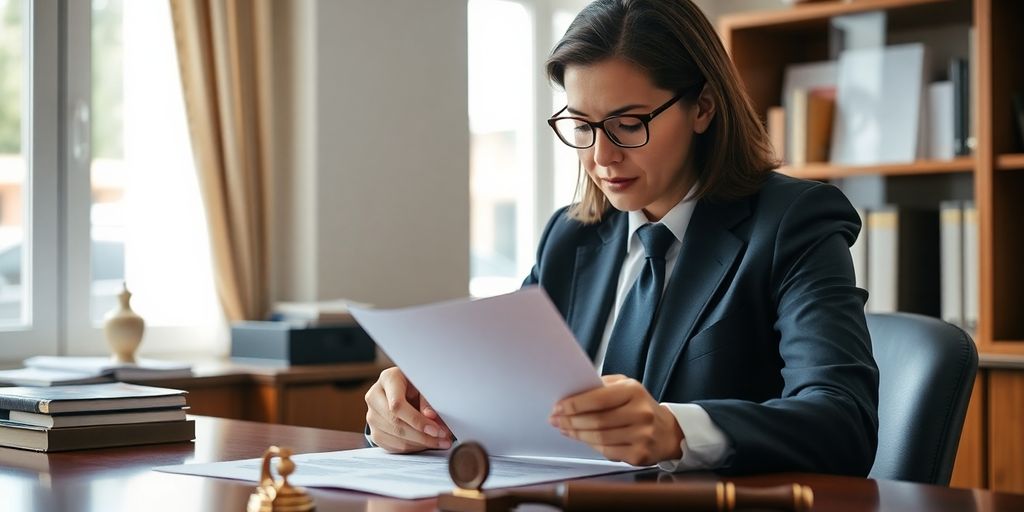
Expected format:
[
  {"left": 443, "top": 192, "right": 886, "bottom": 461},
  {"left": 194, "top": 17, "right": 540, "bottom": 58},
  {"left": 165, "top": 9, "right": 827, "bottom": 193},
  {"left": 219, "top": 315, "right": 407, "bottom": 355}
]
[{"left": 602, "top": 223, "right": 677, "bottom": 380}]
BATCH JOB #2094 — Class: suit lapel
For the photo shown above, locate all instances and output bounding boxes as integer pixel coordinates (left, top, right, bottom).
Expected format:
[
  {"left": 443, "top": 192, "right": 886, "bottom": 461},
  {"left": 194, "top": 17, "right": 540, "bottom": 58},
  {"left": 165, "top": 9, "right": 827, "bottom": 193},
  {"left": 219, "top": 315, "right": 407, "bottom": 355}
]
[
  {"left": 643, "top": 197, "right": 751, "bottom": 400},
  {"left": 567, "top": 211, "right": 628, "bottom": 359}
]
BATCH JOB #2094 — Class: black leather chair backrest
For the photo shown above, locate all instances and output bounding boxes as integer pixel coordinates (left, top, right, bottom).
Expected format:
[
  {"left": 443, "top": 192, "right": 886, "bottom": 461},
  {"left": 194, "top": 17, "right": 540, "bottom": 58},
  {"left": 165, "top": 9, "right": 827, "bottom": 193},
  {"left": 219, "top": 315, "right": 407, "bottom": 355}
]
[{"left": 867, "top": 312, "right": 978, "bottom": 485}]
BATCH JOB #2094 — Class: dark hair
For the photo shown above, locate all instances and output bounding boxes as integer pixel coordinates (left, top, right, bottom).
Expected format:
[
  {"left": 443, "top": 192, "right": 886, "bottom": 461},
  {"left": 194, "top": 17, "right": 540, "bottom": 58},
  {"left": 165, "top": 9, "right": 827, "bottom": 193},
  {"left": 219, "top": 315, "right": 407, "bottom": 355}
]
[{"left": 547, "top": 0, "right": 776, "bottom": 223}]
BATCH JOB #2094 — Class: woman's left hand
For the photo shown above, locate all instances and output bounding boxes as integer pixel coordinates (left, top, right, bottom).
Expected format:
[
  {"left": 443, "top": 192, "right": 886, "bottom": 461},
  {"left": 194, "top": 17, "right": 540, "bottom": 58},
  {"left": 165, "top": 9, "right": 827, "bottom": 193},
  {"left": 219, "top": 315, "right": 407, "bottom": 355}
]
[{"left": 550, "top": 374, "right": 684, "bottom": 466}]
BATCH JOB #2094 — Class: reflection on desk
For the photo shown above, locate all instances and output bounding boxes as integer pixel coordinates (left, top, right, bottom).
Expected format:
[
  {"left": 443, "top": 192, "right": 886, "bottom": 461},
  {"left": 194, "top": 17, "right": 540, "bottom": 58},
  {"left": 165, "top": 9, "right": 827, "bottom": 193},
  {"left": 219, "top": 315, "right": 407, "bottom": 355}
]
[{"left": 0, "top": 416, "right": 1021, "bottom": 512}]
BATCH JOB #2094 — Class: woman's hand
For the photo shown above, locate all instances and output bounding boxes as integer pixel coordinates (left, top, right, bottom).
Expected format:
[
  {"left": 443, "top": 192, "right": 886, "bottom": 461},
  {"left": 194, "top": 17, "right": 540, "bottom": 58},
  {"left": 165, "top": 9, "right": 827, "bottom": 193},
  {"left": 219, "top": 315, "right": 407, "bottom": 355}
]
[
  {"left": 365, "top": 367, "right": 453, "bottom": 453},
  {"left": 549, "top": 374, "right": 684, "bottom": 466}
]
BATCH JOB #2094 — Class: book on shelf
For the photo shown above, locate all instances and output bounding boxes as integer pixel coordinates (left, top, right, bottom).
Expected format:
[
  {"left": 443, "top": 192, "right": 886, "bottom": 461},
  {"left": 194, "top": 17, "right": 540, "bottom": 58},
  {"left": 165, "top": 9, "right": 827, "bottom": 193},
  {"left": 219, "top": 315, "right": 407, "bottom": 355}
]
[
  {"left": 963, "top": 202, "right": 979, "bottom": 334},
  {"left": 781, "top": 60, "right": 837, "bottom": 163},
  {"left": 1, "top": 407, "right": 188, "bottom": 429},
  {"left": 270, "top": 298, "right": 372, "bottom": 326},
  {"left": 926, "top": 81, "right": 955, "bottom": 160},
  {"left": 787, "top": 87, "right": 835, "bottom": 167},
  {"left": 940, "top": 201, "right": 964, "bottom": 328},
  {"left": 831, "top": 44, "right": 926, "bottom": 166},
  {"left": 950, "top": 58, "right": 970, "bottom": 156},
  {"left": 0, "top": 419, "right": 195, "bottom": 452},
  {"left": 18, "top": 356, "right": 192, "bottom": 382},
  {"left": 865, "top": 207, "right": 940, "bottom": 316},
  {"left": 0, "top": 382, "right": 187, "bottom": 415}
]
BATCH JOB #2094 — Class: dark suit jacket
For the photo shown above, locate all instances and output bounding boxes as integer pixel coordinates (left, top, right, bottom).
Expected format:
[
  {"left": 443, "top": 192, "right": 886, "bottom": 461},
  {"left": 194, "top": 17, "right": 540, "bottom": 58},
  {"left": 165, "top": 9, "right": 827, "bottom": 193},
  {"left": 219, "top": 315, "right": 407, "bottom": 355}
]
[{"left": 523, "top": 172, "right": 879, "bottom": 476}]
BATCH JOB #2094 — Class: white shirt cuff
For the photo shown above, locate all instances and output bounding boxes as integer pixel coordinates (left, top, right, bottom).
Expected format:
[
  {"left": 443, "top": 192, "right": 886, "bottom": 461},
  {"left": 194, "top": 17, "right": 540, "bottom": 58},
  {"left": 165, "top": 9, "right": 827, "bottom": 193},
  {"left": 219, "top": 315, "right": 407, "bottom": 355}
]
[{"left": 657, "top": 403, "right": 733, "bottom": 472}]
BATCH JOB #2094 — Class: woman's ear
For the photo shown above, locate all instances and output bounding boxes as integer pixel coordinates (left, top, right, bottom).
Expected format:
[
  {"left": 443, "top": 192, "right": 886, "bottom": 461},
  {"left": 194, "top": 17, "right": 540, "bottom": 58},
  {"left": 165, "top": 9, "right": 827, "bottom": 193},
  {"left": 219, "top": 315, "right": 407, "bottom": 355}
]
[{"left": 692, "top": 84, "right": 716, "bottom": 134}]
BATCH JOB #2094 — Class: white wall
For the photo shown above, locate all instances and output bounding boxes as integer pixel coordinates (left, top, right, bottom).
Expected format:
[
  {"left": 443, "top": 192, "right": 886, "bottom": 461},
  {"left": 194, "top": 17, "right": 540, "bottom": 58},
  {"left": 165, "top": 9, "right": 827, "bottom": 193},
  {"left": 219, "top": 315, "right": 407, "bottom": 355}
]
[
  {"left": 277, "top": 0, "right": 470, "bottom": 308},
  {"left": 269, "top": 0, "right": 780, "bottom": 309}
]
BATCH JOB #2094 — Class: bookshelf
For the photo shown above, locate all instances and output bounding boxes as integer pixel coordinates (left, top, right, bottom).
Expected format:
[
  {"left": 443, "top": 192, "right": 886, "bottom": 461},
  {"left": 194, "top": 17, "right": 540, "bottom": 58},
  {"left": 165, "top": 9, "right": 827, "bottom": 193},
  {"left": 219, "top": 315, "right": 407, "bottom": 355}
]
[
  {"left": 779, "top": 157, "right": 974, "bottom": 180},
  {"left": 721, "top": 0, "right": 1024, "bottom": 492},
  {"left": 997, "top": 154, "right": 1024, "bottom": 170}
]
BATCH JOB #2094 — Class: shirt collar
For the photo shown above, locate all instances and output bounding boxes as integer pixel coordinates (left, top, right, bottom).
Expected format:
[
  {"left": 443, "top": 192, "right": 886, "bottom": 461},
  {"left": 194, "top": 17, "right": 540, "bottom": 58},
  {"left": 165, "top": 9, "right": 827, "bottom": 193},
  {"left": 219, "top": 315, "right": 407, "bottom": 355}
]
[{"left": 625, "top": 185, "right": 698, "bottom": 254}]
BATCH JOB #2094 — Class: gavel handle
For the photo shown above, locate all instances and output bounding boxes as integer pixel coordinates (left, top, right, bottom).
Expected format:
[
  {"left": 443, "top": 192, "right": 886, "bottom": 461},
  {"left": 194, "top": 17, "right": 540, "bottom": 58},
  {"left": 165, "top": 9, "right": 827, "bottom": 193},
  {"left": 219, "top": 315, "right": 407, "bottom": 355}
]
[{"left": 555, "top": 481, "right": 814, "bottom": 512}]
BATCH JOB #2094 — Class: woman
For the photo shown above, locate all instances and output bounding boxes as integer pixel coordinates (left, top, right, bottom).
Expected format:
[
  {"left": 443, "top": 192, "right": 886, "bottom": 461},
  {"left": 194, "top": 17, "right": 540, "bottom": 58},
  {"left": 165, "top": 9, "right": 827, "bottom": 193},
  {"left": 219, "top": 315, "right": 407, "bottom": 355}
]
[{"left": 364, "top": 0, "right": 878, "bottom": 476}]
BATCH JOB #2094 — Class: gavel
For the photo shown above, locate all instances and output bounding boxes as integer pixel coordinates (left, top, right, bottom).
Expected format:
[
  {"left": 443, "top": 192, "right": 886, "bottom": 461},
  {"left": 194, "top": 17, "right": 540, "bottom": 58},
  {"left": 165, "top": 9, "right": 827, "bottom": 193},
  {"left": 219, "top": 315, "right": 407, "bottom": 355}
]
[{"left": 437, "top": 442, "right": 813, "bottom": 512}]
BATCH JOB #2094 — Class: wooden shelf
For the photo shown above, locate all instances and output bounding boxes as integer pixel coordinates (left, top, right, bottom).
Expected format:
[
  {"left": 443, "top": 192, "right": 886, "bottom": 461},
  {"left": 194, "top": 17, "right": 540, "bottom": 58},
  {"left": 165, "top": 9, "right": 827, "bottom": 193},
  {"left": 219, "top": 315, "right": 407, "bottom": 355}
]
[
  {"left": 777, "top": 157, "right": 975, "bottom": 180},
  {"left": 981, "top": 352, "right": 1024, "bottom": 370},
  {"left": 997, "top": 154, "right": 1024, "bottom": 170},
  {"left": 720, "top": 0, "right": 969, "bottom": 33}
]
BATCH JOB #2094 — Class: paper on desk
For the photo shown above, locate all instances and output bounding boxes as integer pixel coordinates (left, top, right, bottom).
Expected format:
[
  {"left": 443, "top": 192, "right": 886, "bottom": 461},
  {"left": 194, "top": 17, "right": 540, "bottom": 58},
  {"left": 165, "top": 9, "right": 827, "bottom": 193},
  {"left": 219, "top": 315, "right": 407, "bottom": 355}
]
[
  {"left": 350, "top": 287, "right": 605, "bottom": 460},
  {"left": 154, "top": 447, "right": 635, "bottom": 499}
]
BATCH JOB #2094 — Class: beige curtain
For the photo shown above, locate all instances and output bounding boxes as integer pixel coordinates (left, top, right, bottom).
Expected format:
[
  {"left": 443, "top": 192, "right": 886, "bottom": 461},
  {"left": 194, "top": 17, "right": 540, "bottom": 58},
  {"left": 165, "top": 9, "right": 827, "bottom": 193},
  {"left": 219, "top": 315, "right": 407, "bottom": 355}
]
[{"left": 169, "top": 0, "right": 274, "bottom": 322}]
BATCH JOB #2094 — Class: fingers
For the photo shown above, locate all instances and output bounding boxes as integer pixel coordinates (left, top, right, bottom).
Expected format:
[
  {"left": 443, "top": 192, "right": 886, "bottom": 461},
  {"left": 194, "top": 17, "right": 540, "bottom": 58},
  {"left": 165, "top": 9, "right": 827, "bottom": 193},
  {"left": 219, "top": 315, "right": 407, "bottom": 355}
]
[
  {"left": 550, "top": 406, "right": 651, "bottom": 431},
  {"left": 420, "top": 396, "right": 453, "bottom": 436},
  {"left": 365, "top": 368, "right": 451, "bottom": 449},
  {"left": 553, "top": 377, "right": 639, "bottom": 415},
  {"left": 565, "top": 424, "right": 649, "bottom": 447},
  {"left": 370, "top": 423, "right": 448, "bottom": 453},
  {"left": 601, "top": 374, "right": 628, "bottom": 385}
]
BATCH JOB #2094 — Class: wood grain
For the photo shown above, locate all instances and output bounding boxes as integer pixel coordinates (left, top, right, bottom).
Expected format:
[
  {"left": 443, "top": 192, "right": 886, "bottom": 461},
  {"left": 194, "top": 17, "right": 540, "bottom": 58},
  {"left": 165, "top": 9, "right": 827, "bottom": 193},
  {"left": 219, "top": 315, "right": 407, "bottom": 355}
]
[{"left": 0, "top": 416, "right": 1022, "bottom": 512}]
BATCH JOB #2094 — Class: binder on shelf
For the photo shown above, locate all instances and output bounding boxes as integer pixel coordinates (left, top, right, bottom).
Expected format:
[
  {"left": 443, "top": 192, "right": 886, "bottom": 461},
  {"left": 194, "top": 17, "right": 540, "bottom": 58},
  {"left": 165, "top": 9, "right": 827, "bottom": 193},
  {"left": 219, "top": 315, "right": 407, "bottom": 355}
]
[
  {"left": 940, "top": 201, "right": 964, "bottom": 328},
  {"left": 831, "top": 44, "right": 926, "bottom": 166},
  {"left": 926, "top": 81, "right": 955, "bottom": 160},
  {"left": 950, "top": 58, "right": 970, "bottom": 156},
  {"left": 865, "top": 207, "right": 940, "bottom": 316},
  {"left": 963, "top": 201, "right": 979, "bottom": 334}
]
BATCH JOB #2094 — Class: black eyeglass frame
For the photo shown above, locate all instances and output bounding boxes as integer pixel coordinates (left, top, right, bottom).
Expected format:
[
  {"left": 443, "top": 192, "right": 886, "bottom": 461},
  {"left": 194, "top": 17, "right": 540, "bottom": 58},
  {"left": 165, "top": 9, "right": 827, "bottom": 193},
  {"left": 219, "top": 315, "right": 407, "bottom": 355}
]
[{"left": 547, "top": 92, "right": 684, "bottom": 149}]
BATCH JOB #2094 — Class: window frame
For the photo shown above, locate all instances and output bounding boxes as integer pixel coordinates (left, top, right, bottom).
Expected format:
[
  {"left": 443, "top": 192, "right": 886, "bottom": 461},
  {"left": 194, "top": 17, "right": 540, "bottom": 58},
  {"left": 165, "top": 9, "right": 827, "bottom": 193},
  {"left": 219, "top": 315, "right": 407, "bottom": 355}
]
[
  {"left": 0, "top": 0, "right": 223, "bottom": 358},
  {"left": 0, "top": 0, "right": 61, "bottom": 359}
]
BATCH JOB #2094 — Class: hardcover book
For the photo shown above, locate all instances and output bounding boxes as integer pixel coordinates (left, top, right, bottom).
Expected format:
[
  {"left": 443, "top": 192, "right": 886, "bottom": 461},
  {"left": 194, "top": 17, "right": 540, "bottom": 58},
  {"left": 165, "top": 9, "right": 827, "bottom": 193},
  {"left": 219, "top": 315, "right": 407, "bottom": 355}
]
[
  {"left": 0, "top": 419, "right": 195, "bottom": 452},
  {"left": 1, "top": 407, "right": 188, "bottom": 429},
  {"left": 0, "top": 383, "right": 187, "bottom": 414},
  {"left": 21, "top": 356, "right": 192, "bottom": 381}
]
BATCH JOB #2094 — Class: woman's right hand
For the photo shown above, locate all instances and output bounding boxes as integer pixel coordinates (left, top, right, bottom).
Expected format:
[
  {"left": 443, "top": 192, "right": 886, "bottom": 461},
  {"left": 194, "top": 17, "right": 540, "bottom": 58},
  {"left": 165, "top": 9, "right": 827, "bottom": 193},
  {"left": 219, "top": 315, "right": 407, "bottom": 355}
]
[{"left": 365, "top": 367, "right": 453, "bottom": 453}]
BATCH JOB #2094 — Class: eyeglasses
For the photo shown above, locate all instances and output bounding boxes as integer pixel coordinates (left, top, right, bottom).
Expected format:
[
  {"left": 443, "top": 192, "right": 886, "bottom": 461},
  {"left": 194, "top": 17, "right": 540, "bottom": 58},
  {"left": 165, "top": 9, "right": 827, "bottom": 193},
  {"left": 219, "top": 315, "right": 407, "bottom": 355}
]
[{"left": 547, "top": 93, "right": 683, "bottom": 149}]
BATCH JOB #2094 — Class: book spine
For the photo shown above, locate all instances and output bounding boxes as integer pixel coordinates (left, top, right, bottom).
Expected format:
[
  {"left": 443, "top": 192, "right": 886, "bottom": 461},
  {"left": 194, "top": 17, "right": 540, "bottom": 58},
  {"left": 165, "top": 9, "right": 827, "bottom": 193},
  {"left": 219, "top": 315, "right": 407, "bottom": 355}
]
[
  {"left": 940, "top": 201, "right": 964, "bottom": 328},
  {"left": 950, "top": 58, "right": 970, "bottom": 156},
  {"left": 867, "top": 208, "right": 898, "bottom": 313},
  {"left": 963, "top": 202, "right": 979, "bottom": 334},
  {"left": 0, "top": 396, "right": 47, "bottom": 414},
  {"left": 788, "top": 89, "right": 808, "bottom": 167}
]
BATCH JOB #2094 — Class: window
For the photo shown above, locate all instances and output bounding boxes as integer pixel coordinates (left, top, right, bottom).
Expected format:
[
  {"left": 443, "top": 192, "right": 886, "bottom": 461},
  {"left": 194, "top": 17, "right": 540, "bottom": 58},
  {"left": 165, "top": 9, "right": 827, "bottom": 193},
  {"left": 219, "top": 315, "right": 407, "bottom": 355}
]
[
  {"left": 468, "top": 0, "right": 588, "bottom": 298},
  {"left": 0, "top": 0, "right": 222, "bottom": 358},
  {"left": 0, "top": 0, "right": 28, "bottom": 325}
]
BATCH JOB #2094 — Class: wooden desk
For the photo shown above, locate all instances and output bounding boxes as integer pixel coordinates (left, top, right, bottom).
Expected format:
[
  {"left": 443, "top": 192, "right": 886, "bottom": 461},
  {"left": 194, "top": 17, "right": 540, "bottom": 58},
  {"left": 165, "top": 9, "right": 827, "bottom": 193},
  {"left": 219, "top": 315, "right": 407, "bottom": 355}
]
[{"left": 0, "top": 416, "right": 1021, "bottom": 512}]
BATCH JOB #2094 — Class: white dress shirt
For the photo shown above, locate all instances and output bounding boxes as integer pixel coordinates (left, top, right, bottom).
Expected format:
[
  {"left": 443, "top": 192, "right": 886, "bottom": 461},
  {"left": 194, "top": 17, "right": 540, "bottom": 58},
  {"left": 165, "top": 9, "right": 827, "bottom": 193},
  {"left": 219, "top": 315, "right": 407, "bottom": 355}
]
[{"left": 593, "top": 191, "right": 734, "bottom": 472}]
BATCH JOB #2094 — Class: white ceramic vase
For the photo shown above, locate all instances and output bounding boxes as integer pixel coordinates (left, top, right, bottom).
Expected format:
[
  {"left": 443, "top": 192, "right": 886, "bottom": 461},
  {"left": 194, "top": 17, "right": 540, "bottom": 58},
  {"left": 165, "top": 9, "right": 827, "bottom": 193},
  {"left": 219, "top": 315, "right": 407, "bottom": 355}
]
[{"left": 105, "top": 282, "right": 145, "bottom": 364}]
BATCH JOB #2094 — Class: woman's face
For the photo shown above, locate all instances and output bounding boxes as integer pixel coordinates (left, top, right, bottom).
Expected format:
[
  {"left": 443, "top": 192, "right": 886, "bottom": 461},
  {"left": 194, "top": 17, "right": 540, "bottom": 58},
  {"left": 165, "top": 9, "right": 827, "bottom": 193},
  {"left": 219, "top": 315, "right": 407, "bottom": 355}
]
[{"left": 563, "top": 58, "right": 712, "bottom": 221}]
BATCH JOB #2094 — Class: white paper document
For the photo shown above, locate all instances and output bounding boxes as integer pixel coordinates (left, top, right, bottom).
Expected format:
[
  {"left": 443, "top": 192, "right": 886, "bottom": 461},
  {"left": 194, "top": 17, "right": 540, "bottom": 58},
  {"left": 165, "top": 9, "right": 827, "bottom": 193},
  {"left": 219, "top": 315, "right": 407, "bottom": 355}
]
[
  {"left": 154, "top": 447, "right": 635, "bottom": 499},
  {"left": 350, "top": 287, "right": 605, "bottom": 460}
]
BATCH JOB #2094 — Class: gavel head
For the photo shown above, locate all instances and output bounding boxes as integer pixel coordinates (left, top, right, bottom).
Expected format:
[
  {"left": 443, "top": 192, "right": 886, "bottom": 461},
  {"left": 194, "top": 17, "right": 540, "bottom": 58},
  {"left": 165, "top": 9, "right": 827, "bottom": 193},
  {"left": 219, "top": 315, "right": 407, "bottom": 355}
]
[{"left": 448, "top": 441, "right": 491, "bottom": 493}]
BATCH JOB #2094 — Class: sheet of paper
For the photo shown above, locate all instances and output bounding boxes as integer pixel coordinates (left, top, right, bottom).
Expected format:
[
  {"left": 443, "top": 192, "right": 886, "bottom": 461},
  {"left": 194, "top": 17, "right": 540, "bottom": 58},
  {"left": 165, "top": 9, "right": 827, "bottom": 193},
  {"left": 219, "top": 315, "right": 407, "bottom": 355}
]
[
  {"left": 154, "top": 447, "right": 636, "bottom": 499},
  {"left": 350, "top": 287, "right": 605, "bottom": 460}
]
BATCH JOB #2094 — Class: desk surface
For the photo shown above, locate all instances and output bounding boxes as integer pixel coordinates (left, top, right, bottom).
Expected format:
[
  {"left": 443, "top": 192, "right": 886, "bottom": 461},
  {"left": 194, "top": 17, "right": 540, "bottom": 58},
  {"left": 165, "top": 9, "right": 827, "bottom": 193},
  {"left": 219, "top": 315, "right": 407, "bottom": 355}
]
[{"left": 0, "top": 416, "right": 1020, "bottom": 512}]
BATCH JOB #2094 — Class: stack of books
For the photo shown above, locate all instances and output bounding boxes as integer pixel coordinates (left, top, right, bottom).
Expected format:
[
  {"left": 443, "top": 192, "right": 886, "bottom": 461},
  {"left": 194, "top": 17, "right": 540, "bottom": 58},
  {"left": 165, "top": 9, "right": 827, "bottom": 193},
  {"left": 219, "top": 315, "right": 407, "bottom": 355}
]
[
  {"left": 0, "top": 382, "right": 194, "bottom": 451},
  {"left": 0, "top": 356, "right": 192, "bottom": 387}
]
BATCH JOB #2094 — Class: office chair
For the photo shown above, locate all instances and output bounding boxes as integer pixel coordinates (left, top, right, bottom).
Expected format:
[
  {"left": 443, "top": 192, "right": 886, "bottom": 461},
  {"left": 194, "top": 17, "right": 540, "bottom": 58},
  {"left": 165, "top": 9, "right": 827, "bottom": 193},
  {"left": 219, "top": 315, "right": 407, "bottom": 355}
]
[{"left": 867, "top": 312, "right": 978, "bottom": 485}]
